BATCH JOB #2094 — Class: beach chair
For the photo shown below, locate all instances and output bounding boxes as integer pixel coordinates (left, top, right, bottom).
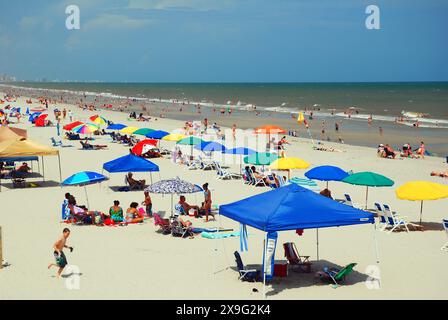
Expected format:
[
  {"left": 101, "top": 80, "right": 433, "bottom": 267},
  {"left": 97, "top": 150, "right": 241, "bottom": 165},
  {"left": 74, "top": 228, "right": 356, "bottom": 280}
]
[
  {"left": 153, "top": 213, "right": 171, "bottom": 234},
  {"left": 234, "top": 251, "right": 261, "bottom": 282},
  {"left": 247, "top": 167, "right": 267, "bottom": 187},
  {"left": 125, "top": 175, "right": 144, "bottom": 191},
  {"left": 266, "top": 174, "right": 278, "bottom": 189},
  {"left": 441, "top": 219, "right": 448, "bottom": 251},
  {"left": 51, "top": 137, "right": 62, "bottom": 147},
  {"left": 283, "top": 242, "right": 312, "bottom": 273},
  {"left": 318, "top": 263, "right": 357, "bottom": 286},
  {"left": 242, "top": 167, "right": 253, "bottom": 184},
  {"left": 344, "top": 194, "right": 362, "bottom": 209},
  {"left": 170, "top": 216, "right": 193, "bottom": 238},
  {"left": 277, "top": 175, "right": 287, "bottom": 187},
  {"left": 214, "top": 161, "right": 240, "bottom": 180},
  {"left": 382, "top": 204, "right": 410, "bottom": 233},
  {"left": 198, "top": 155, "right": 215, "bottom": 171},
  {"left": 374, "top": 203, "right": 388, "bottom": 229}
]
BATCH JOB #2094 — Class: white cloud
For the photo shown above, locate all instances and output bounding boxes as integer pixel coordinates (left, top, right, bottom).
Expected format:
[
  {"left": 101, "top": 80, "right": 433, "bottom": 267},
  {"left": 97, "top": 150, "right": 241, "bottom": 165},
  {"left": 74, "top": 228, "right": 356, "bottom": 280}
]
[{"left": 128, "top": 0, "right": 232, "bottom": 11}]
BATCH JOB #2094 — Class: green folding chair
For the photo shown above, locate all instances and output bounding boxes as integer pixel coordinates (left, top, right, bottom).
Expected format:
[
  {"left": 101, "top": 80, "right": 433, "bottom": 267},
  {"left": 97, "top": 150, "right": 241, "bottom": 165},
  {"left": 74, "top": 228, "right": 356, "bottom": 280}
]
[{"left": 323, "top": 263, "right": 357, "bottom": 287}]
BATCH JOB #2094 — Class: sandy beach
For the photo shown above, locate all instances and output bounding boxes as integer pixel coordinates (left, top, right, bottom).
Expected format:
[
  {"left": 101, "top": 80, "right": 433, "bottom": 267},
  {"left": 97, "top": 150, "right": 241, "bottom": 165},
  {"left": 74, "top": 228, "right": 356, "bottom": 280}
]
[{"left": 0, "top": 91, "right": 447, "bottom": 300}]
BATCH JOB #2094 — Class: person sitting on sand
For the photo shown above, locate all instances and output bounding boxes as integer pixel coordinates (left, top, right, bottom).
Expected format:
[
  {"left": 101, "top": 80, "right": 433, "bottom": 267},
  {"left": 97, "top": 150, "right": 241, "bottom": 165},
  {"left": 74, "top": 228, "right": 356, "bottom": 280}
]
[
  {"left": 125, "top": 202, "right": 144, "bottom": 223},
  {"left": 430, "top": 170, "right": 448, "bottom": 178},
  {"left": 416, "top": 141, "right": 425, "bottom": 159},
  {"left": 80, "top": 139, "right": 107, "bottom": 150},
  {"left": 383, "top": 144, "right": 396, "bottom": 159},
  {"left": 177, "top": 195, "right": 200, "bottom": 216},
  {"left": 141, "top": 148, "right": 162, "bottom": 159},
  {"left": 126, "top": 172, "right": 146, "bottom": 189},
  {"left": 401, "top": 143, "right": 418, "bottom": 158},
  {"left": 320, "top": 188, "right": 333, "bottom": 199},
  {"left": 109, "top": 200, "right": 124, "bottom": 222}
]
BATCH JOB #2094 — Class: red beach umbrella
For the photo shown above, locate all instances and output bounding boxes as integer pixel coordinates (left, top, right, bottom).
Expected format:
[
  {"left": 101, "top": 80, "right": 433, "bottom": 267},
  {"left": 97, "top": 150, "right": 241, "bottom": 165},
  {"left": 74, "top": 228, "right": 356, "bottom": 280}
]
[
  {"left": 63, "top": 121, "right": 84, "bottom": 131},
  {"left": 131, "top": 139, "right": 158, "bottom": 156}
]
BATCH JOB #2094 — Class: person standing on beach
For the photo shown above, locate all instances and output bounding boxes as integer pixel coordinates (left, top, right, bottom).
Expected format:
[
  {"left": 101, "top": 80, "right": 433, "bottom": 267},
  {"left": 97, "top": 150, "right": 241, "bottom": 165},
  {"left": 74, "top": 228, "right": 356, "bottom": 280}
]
[
  {"left": 48, "top": 228, "right": 73, "bottom": 278},
  {"left": 203, "top": 183, "right": 212, "bottom": 222},
  {"left": 379, "top": 126, "right": 383, "bottom": 136},
  {"left": 68, "top": 110, "right": 73, "bottom": 122},
  {"left": 335, "top": 122, "right": 339, "bottom": 132},
  {"left": 232, "top": 124, "right": 236, "bottom": 140},
  {"left": 142, "top": 191, "right": 152, "bottom": 217}
]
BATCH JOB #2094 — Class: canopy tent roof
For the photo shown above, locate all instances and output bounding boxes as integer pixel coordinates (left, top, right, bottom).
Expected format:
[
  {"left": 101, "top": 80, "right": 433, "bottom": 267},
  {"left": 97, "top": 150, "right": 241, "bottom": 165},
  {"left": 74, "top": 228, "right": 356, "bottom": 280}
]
[
  {"left": 103, "top": 154, "right": 159, "bottom": 173},
  {"left": 0, "top": 156, "right": 38, "bottom": 162},
  {"left": 0, "top": 138, "right": 59, "bottom": 157},
  {"left": 0, "top": 126, "right": 22, "bottom": 142},
  {"left": 219, "top": 183, "right": 374, "bottom": 232},
  {"left": 8, "top": 127, "right": 27, "bottom": 139}
]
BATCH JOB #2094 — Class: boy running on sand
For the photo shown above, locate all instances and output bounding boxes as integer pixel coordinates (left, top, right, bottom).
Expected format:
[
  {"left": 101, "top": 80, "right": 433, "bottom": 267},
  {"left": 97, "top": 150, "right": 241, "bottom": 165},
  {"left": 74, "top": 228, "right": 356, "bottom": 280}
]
[{"left": 48, "top": 228, "right": 73, "bottom": 278}]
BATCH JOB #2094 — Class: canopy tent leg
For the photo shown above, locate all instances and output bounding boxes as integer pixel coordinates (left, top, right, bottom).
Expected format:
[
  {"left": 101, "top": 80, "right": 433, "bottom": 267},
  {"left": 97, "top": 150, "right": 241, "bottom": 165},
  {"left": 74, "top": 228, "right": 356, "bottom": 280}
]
[
  {"left": 57, "top": 153, "right": 62, "bottom": 185},
  {"left": 42, "top": 157, "right": 45, "bottom": 183},
  {"left": 316, "top": 229, "right": 320, "bottom": 260},
  {"left": 419, "top": 201, "right": 423, "bottom": 225},
  {"left": 372, "top": 223, "right": 381, "bottom": 288},
  {"left": 263, "top": 232, "right": 268, "bottom": 300}
]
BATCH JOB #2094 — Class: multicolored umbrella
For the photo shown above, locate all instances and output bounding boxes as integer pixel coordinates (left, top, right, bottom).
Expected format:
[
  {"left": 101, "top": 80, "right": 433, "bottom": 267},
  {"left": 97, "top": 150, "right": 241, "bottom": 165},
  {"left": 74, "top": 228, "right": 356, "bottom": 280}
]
[
  {"left": 72, "top": 123, "right": 100, "bottom": 134},
  {"left": 63, "top": 121, "right": 84, "bottom": 131},
  {"left": 244, "top": 152, "right": 279, "bottom": 166},
  {"left": 89, "top": 115, "right": 107, "bottom": 126},
  {"left": 61, "top": 171, "right": 107, "bottom": 208},
  {"left": 133, "top": 128, "right": 155, "bottom": 136},
  {"left": 395, "top": 181, "right": 448, "bottom": 224},
  {"left": 342, "top": 171, "right": 394, "bottom": 209}
]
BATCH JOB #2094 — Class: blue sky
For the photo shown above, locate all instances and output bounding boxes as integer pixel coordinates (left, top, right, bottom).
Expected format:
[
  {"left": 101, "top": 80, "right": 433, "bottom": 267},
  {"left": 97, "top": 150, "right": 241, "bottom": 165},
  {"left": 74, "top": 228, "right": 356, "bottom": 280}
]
[{"left": 0, "top": 0, "right": 447, "bottom": 82}]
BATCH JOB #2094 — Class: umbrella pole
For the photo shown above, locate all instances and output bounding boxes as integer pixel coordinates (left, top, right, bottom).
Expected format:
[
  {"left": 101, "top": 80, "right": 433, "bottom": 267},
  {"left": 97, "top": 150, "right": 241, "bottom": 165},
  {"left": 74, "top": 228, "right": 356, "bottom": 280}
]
[
  {"left": 84, "top": 185, "right": 90, "bottom": 209},
  {"left": 57, "top": 153, "right": 62, "bottom": 185},
  {"left": 365, "top": 186, "right": 369, "bottom": 209},
  {"left": 150, "top": 172, "right": 153, "bottom": 185},
  {"left": 316, "top": 229, "right": 319, "bottom": 260},
  {"left": 42, "top": 157, "right": 45, "bottom": 183},
  {"left": 420, "top": 201, "right": 423, "bottom": 225}
]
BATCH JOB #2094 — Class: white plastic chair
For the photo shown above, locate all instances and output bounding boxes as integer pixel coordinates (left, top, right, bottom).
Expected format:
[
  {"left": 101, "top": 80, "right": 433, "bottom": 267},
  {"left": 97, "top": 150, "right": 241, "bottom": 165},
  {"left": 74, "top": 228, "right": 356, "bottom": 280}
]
[
  {"left": 383, "top": 204, "right": 410, "bottom": 233},
  {"left": 344, "top": 194, "right": 362, "bottom": 209}
]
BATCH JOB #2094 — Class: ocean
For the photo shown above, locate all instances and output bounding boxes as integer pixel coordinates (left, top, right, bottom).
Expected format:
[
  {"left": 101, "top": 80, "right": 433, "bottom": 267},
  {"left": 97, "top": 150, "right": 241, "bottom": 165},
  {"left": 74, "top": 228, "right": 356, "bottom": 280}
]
[{"left": 4, "top": 82, "right": 448, "bottom": 125}]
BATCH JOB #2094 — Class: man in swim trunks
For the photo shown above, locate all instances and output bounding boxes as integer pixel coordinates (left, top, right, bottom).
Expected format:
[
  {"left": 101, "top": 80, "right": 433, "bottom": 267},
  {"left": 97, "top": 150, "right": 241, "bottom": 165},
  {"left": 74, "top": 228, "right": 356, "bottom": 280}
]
[{"left": 48, "top": 228, "right": 73, "bottom": 278}]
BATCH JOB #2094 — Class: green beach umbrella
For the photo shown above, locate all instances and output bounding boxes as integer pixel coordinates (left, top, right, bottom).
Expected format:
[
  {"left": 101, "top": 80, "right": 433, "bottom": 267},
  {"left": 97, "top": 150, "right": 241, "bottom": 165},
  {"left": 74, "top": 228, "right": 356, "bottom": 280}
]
[
  {"left": 133, "top": 128, "right": 155, "bottom": 136},
  {"left": 342, "top": 171, "right": 395, "bottom": 209},
  {"left": 243, "top": 152, "right": 279, "bottom": 166},
  {"left": 176, "top": 136, "right": 204, "bottom": 156}
]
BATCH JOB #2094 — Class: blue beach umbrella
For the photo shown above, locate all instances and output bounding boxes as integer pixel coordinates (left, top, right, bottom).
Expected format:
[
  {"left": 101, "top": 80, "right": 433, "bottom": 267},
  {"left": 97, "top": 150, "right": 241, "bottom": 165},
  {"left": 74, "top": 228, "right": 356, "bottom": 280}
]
[
  {"left": 106, "top": 123, "right": 126, "bottom": 130},
  {"left": 222, "top": 147, "right": 257, "bottom": 171},
  {"left": 305, "top": 165, "right": 349, "bottom": 189},
  {"left": 62, "top": 171, "right": 107, "bottom": 208},
  {"left": 195, "top": 141, "right": 227, "bottom": 152},
  {"left": 145, "top": 130, "right": 169, "bottom": 139}
]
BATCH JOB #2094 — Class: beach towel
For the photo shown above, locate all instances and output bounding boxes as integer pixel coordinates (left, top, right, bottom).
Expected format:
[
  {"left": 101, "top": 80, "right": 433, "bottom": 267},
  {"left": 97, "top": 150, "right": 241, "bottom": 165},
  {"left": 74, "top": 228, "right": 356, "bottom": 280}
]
[{"left": 201, "top": 231, "right": 240, "bottom": 239}]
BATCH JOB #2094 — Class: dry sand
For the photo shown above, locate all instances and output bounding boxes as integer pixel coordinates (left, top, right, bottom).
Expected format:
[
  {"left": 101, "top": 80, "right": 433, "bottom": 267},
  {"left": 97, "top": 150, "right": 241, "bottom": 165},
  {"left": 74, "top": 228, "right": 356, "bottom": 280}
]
[{"left": 0, "top": 92, "right": 447, "bottom": 299}]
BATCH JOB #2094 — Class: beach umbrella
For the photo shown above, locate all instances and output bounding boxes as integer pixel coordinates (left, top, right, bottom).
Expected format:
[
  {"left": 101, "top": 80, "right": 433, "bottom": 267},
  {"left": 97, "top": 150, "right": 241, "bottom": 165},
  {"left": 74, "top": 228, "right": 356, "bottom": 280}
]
[
  {"left": 120, "top": 126, "right": 139, "bottom": 134},
  {"left": 195, "top": 141, "right": 226, "bottom": 152},
  {"left": 131, "top": 139, "right": 159, "bottom": 156},
  {"left": 61, "top": 171, "right": 107, "bottom": 209},
  {"left": 305, "top": 165, "right": 349, "bottom": 189},
  {"left": 72, "top": 123, "right": 100, "bottom": 134},
  {"left": 145, "top": 130, "right": 169, "bottom": 140},
  {"left": 133, "top": 128, "right": 155, "bottom": 136},
  {"left": 342, "top": 172, "right": 395, "bottom": 209},
  {"left": 89, "top": 115, "right": 107, "bottom": 126},
  {"left": 222, "top": 147, "right": 257, "bottom": 172},
  {"left": 63, "top": 121, "right": 84, "bottom": 131},
  {"left": 145, "top": 177, "right": 202, "bottom": 214},
  {"left": 254, "top": 125, "right": 287, "bottom": 149},
  {"left": 269, "top": 157, "right": 310, "bottom": 179},
  {"left": 395, "top": 181, "right": 448, "bottom": 224},
  {"left": 162, "top": 133, "right": 186, "bottom": 142},
  {"left": 106, "top": 123, "right": 126, "bottom": 130},
  {"left": 177, "top": 136, "right": 204, "bottom": 156},
  {"left": 244, "top": 152, "right": 279, "bottom": 166}
]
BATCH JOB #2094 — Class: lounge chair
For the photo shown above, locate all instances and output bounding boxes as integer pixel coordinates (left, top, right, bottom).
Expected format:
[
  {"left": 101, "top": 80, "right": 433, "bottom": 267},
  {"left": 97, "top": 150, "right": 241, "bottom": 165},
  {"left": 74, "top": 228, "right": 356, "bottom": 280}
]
[
  {"left": 198, "top": 155, "right": 215, "bottom": 171},
  {"left": 283, "top": 242, "right": 312, "bottom": 273},
  {"left": 277, "top": 175, "right": 287, "bottom": 187},
  {"left": 317, "top": 263, "right": 357, "bottom": 286},
  {"left": 234, "top": 251, "right": 261, "bottom": 282},
  {"left": 441, "top": 219, "right": 448, "bottom": 251},
  {"left": 382, "top": 204, "right": 410, "bottom": 233},
  {"left": 247, "top": 167, "right": 267, "bottom": 187},
  {"left": 344, "top": 194, "right": 362, "bottom": 209},
  {"left": 153, "top": 213, "right": 171, "bottom": 234},
  {"left": 374, "top": 203, "right": 387, "bottom": 229},
  {"left": 214, "top": 161, "right": 240, "bottom": 180},
  {"left": 125, "top": 175, "right": 145, "bottom": 190},
  {"left": 170, "top": 216, "right": 193, "bottom": 238},
  {"left": 51, "top": 137, "right": 73, "bottom": 148},
  {"left": 266, "top": 174, "right": 279, "bottom": 189}
]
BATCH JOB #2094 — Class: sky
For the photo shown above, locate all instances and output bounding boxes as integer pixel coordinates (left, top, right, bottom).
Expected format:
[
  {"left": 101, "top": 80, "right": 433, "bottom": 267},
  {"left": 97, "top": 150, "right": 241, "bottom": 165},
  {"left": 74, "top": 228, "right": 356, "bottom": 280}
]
[{"left": 0, "top": 0, "right": 447, "bottom": 82}]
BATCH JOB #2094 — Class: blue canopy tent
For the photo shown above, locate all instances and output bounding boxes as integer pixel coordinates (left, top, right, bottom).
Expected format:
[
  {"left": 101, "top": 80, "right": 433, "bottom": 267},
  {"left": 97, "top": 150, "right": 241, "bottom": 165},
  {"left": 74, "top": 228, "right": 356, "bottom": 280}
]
[
  {"left": 305, "top": 165, "right": 349, "bottom": 189},
  {"left": 103, "top": 154, "right": 160, "bottom": 185},
  {"left": 219, "top": 183, "right": 378, "bottom": 298}
]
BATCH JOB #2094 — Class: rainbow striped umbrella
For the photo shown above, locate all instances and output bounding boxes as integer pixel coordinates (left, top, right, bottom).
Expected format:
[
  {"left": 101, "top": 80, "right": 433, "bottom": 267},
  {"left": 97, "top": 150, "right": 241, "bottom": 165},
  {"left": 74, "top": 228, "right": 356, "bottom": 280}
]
[
  {"left": 89, "top": 115, "right": 107, "bottom": 126},
  {"left": 120, "top": 126, "right": 139, "bottom": 134},
  {"left": 72, "top": 123, "right": 100, "bottom": 134}
]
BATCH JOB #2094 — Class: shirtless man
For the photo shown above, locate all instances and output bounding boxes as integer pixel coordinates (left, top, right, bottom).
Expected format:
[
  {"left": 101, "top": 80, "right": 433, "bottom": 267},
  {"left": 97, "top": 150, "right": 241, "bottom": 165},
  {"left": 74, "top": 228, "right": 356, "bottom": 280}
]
[{"left": 48, "top": 228, "right": 73, "bottom": 278}]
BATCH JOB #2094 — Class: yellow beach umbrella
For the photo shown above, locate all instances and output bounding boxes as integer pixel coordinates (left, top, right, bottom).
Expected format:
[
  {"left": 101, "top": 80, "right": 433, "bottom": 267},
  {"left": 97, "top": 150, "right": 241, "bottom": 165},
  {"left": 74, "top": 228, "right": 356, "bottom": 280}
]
[
  {"left": 395, "top": 181, "right": 448, "bottom": 224},
  {"left": 162, "top": 133, "right": 186, "bottom": 142},
  {"left": 120, "top": 126, "right": 139, "bottom": 134},
  {"left": 269, "top": 157, "right": 310, "bottom": 179}
]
